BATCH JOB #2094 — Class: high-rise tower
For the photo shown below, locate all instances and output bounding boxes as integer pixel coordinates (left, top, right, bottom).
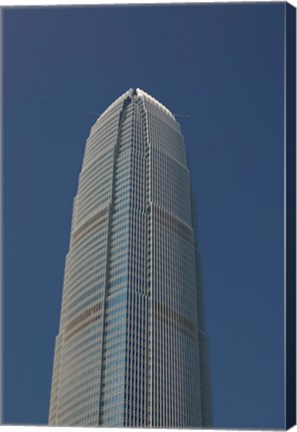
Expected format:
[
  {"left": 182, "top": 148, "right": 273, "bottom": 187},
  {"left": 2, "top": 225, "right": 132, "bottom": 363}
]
[{"left": 48, "top": 88, "right": 212, "bottom": 427}]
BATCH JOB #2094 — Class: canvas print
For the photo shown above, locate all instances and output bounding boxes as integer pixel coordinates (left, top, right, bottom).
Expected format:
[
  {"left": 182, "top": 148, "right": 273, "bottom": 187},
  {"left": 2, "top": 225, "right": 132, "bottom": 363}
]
[{"left": 2, "top": 2, "right": 296, "bottom": 430}]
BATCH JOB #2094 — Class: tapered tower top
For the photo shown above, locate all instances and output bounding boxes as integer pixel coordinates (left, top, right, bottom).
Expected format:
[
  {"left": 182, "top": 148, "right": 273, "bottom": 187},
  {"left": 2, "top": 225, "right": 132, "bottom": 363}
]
[{"left": 99, "top": 88, "right": 176, "bottom": 122}]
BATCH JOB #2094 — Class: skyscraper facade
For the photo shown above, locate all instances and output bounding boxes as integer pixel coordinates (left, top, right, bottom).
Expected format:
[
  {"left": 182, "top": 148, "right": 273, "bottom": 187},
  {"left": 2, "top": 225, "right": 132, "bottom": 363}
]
[{"left": 48, "top": 88, "right": 212, "bottom": 428}]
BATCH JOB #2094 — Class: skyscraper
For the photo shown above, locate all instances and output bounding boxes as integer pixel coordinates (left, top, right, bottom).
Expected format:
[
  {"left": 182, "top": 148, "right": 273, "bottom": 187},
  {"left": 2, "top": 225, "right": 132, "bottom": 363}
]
[{"left": 48, "top": 88, "right": 212, "bottom": 428}]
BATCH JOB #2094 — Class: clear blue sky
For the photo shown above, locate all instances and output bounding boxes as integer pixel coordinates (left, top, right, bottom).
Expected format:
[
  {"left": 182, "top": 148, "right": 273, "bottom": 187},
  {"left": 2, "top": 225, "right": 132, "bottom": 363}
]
[{"left": 3, "top": 3, "right": 285, "bottom": 428}]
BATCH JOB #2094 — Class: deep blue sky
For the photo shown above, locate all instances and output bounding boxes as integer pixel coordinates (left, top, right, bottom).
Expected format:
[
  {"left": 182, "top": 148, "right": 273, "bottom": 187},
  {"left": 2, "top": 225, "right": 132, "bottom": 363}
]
[{"left": 3, "top": 3, "right": 285, "bottom": 428}]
